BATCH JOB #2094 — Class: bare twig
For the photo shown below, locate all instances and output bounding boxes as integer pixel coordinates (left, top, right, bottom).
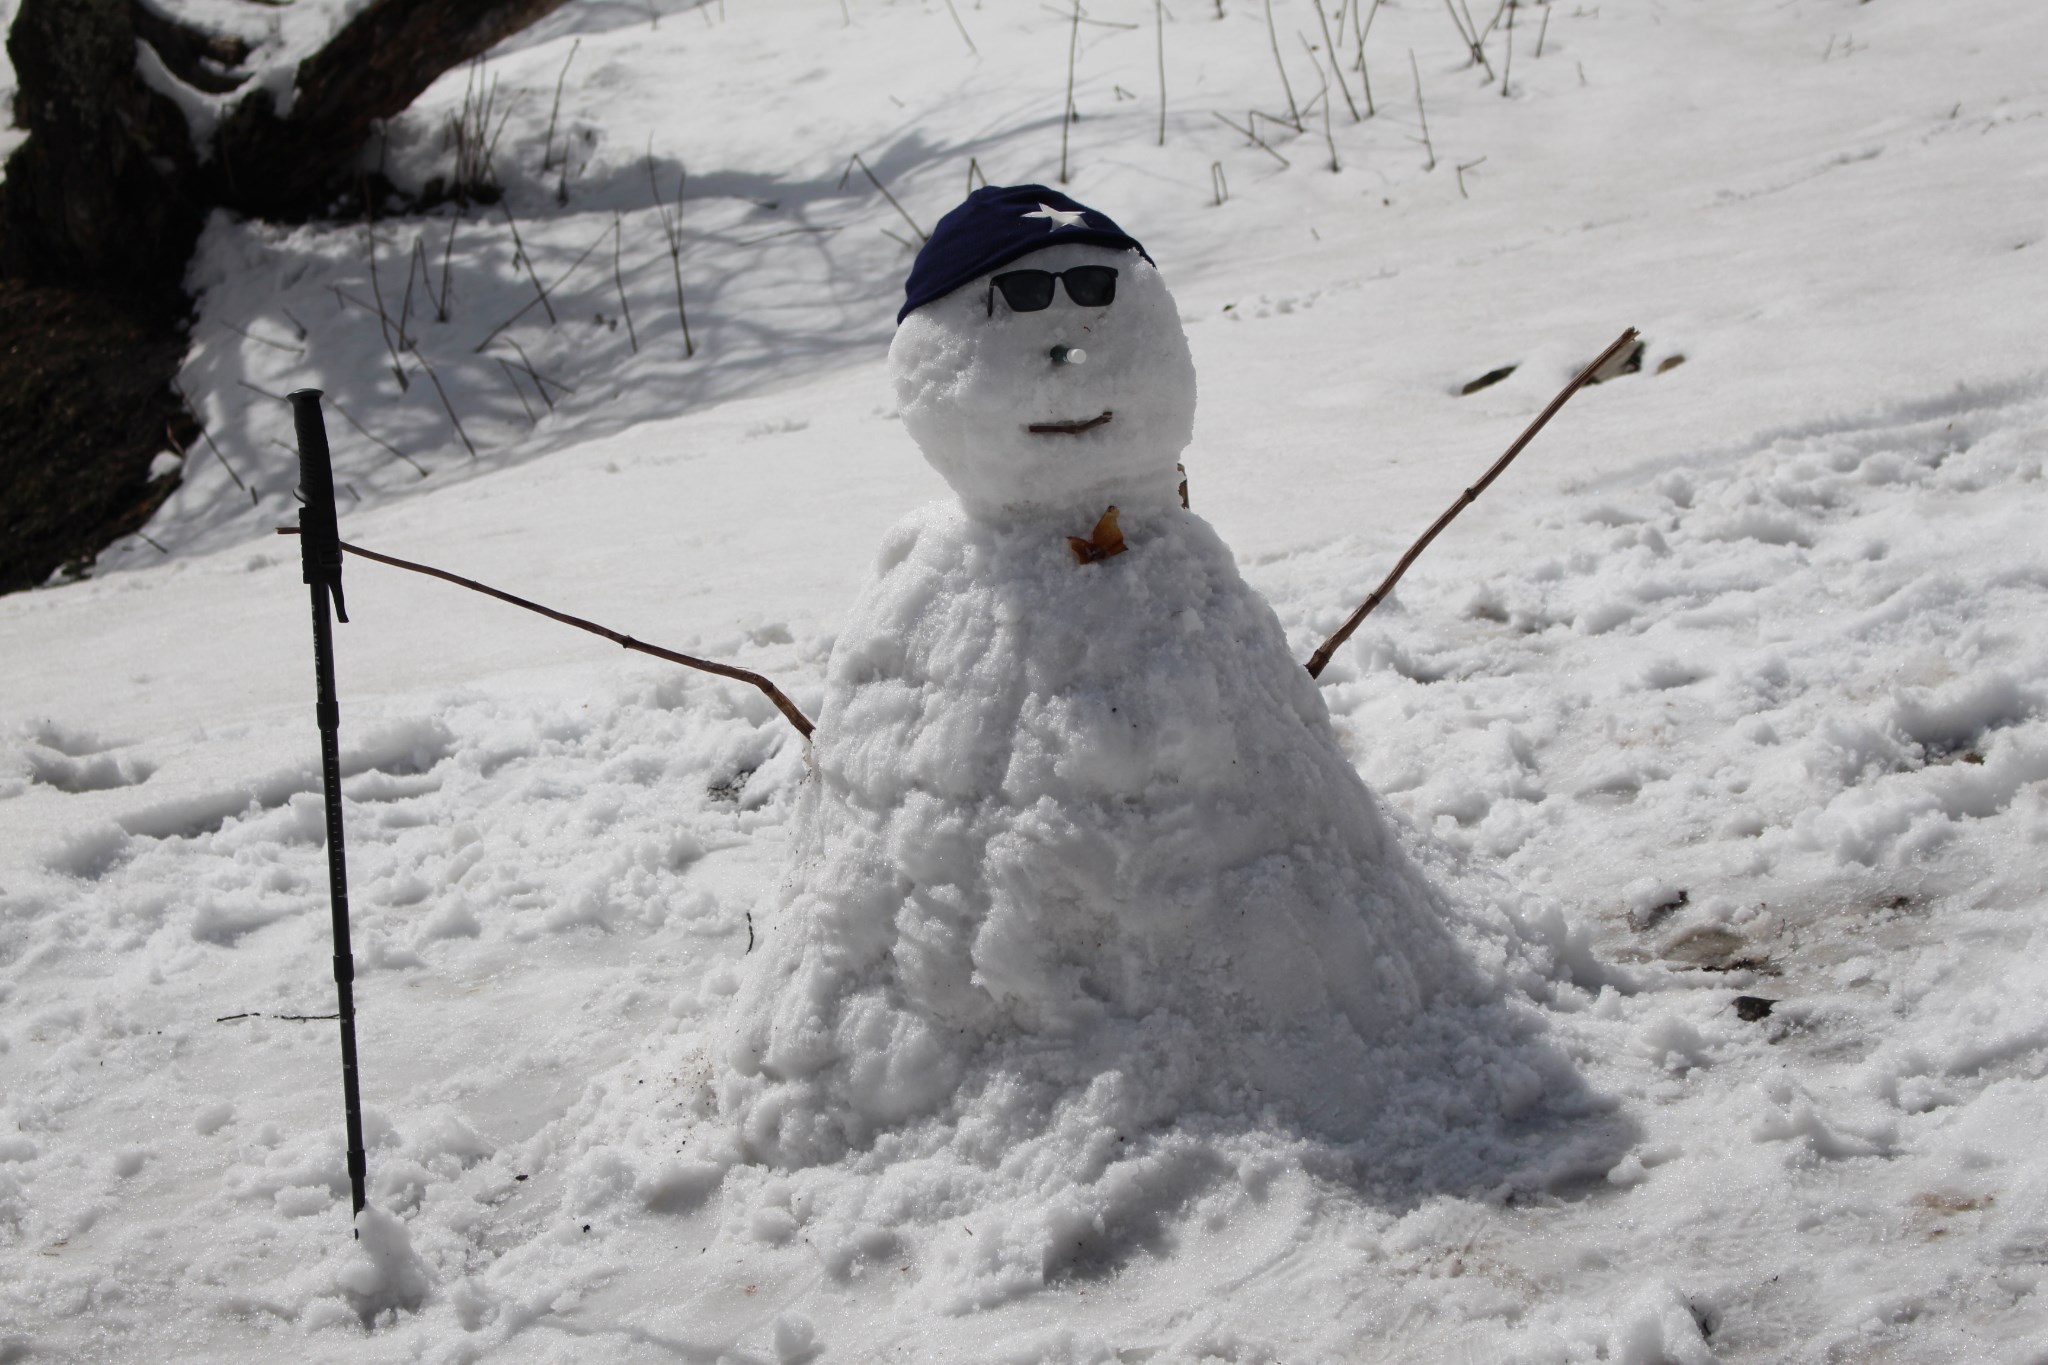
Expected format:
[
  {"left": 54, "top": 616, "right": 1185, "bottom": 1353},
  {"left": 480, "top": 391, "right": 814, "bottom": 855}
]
[
  {"left": 329, "top": 396, "right": 428, "bottom": 477},
  {"left": 1303, "top": 38, "right": 1339, "bottom": 170},
  {"left": 1355, "top": 0, "right": 1381, "bottom": 114},
  {"left": 500, "top": 336, "right": 575, "bottom": 406},
  {"left": 1409, "top": 49, "right": 1435, "bottom": 170},
  {"left": 1456, "top": 0, "right": 1496, "bottom": 78},
  {"left": 1455, "top": 154, "right": 1486, "bottom": 197},
  {"left": 1304, "top": 327, "right": 1640, "bottom": 678},
  {"left": 437, "top": 216, "right": 457, "bottom": 321},
  {"left": 220, "top": 318, "right": 304, "bottom": 355},
  {"left": 966, "top": 156, "right": 987, "bottom": 194},
  {"left": 1061, "top": 0, "right": 1081, "bottom": 182},
  {"left": 1536, "top": 2, "right": 1550, "bottom": 58},
  {"left": 1210, "top": 160, "right": 1229, "bottom": 205},
  {"left": 1263, "top": 0, "right": 1303, "bottom": 130},
  {"left": 1213, "top": 111, "right": 1291, "bottom": 167},
  {"left": 191, "top": 420, "right": 250, "bottom": 494},
  {"left": 276, "top": 531, "right": 817, "bottom": 739},
  {"left": 611, "top": 213, "right": 639, "bottom": 353},
  {"left": 1500, "top": 0, "right": 1515, "bottom": 96},
  {"left": 1314, "top": 1, "right": 1359, "bottom": 121},
  {"left": 1477, "top": 0, "right": 1510, "bottom": 44},
  {"left": 365, "top": 223, "right": 409, "bottom": 389},
  {"left": 646, "top": 145, "right": 696, "bottom": 355},
  {"left": 473, "top": 221, "right": 611, "bottom": 353},
  {"left": 280, "top": 306, "right": 309, "bottom": 341},
  {"left": 1156, "top": 0, "right": 1168, "bottom": 145},
  {"left": 398, "top": 235, "right": 424, "bottom": 346}
]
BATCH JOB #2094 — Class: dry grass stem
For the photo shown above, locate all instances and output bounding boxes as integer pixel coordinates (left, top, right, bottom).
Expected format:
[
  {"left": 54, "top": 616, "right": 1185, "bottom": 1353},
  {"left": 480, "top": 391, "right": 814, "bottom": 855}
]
[
  {"left": 1263, "top": 0, "right": 1303, "bottom": 130},
  {"left": 1213, "top": 111, "right": 1291, "bottom": 167},
  {"left": 1409, "top": 49, "right": 1436, "bottom": 170},
  {"left": 1061, "top": 0, "right": 1080, "bottom": 182},
  {"left": 611, "top": 213, "right": 639, "bottom": 353},
  {"left": 364, "top": 224, "right": 410, "bottom": 390},
  {"left": 329, "top": 396, "right": 427, "bottom": 477},
  {"left": 1500, "top": 0, "right": 1515, "bottom": 95},
  {"left": 1460, "top": 0, "right": 1498, "bottom": 78},
  {"left": 473, "top": 221, "right": 610, "bottom": 353},
  {"left": 1156, "top": 0, "right": 1168, "bottom": 145},
  {"left": 498, "top": 200, "right": 557, "bottom": 325},
  {"left": 220, "top": 318, "right": 304, "bottom": 355},
  {"left": 407, "top": 346, "right": 477, "bottom": 459},
  {"left": 437, "top": 218, "right": 457, "bottom": 321},
  {"left": 541, "top": 39, "right": 580, "bottom": 174},
  {"left": 1355, "top": 0, "right": 1381, "bottom": 113},
  {"left": 502, "top": 336, "right": 575, "bottom": 405},
  {"left": 496, "top": 357, "right": 539, "bottom": 425},
  {"left": 1314, "top": 1, "right": 1359, "bottom": 121},
  {"left": 447, "top": 60, "right": 512, "bottom": 202},
  {"left": 942, "top": 0, "right": 977, "bottom": 53},
  {"left": 1302, "top": 39, "right": 1339, "bottom": 170},
  {"left": 398, "top": 235, "right": 424, "bottom": 347},
  {"left": 646, "top": 147, "right": 696, "bottom": 356},
  {"left": 192, "top": 420, "right": 250, "bottom": 495}
]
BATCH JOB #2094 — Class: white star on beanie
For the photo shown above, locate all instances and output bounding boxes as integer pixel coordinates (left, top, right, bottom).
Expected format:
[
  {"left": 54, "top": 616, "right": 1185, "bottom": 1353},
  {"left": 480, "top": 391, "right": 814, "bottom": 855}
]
[{"left": 1023, "top": 204, "right": 1089, "bottom": 231}]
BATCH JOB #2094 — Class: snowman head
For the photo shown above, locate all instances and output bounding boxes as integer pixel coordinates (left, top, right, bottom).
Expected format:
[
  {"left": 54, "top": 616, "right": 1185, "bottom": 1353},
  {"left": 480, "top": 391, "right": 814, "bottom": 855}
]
[{"left": 890, "top": 186, "right": 1196, "bottom": 521}]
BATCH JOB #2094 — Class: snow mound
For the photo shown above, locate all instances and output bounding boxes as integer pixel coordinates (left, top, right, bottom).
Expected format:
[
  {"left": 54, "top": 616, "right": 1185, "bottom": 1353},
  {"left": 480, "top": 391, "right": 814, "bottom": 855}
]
[{"left": 718, "top": 503, "right": 1617, "bottom": 1198}]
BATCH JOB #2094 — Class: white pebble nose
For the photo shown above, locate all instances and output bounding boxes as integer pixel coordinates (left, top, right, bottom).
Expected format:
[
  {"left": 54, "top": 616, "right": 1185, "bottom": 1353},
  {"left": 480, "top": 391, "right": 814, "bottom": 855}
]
[{"left": 1050, "top": 345, "right": 1088, "bottom": 366}]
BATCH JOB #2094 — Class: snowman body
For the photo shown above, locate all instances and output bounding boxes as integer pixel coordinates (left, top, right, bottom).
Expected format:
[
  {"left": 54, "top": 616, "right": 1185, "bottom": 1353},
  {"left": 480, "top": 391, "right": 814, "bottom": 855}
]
[{"left": 721, "top": 237, "right": 1491, "bottom": 1167}]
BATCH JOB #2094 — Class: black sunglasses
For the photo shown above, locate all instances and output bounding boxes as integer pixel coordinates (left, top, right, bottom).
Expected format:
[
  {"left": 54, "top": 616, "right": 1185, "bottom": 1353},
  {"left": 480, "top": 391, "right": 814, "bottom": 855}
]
[{"left": 986, "top": 265, "right": 1119, "bottom": 316}]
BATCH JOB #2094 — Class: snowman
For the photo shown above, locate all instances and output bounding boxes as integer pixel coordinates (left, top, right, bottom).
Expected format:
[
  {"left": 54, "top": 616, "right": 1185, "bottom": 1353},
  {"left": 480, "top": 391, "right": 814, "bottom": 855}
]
[{"left": 719, "top": 186, "right": 1590, "bottom": 1175}]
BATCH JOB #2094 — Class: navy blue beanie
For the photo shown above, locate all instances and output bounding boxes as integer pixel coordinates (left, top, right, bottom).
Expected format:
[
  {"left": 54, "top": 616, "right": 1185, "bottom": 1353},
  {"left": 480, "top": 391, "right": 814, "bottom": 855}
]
[{"left": 898, "top": 184, "right": 1150, "bottom": 323}]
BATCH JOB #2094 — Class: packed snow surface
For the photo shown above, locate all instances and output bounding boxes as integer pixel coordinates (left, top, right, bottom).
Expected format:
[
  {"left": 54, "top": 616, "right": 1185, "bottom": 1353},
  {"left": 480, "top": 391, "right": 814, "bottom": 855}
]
[{"left": 4, "top": 0, "right": 2048, "bottom": 1361}]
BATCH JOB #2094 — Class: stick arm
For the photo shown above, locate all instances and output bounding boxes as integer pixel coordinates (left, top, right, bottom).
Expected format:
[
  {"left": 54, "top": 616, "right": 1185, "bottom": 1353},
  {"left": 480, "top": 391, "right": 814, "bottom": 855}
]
[
  {"left": 277, "top": 530, "right": 816, "bottom": 739},
  {"left": 1303, "top": 326, "right": 1639, "bottom": 679}
]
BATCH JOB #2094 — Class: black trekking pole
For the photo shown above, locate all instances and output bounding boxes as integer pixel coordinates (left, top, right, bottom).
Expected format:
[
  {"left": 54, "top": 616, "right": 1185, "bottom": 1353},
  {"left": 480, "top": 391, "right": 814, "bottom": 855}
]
[{"left": 290, "top": 388, "right": 369, "bottom": 1236}]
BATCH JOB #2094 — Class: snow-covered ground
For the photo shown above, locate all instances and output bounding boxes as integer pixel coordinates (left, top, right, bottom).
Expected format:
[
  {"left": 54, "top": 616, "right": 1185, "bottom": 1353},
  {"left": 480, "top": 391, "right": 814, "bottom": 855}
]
[{"left": 4, "top": 0, "right": 2048, "bottom": 1359}]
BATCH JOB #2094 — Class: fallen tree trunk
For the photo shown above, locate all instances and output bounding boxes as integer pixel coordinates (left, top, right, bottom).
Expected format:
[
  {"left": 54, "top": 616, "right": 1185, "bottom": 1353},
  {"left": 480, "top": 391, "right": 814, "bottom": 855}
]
[
  {"left": 0, "top": 0, "right": 575, "bottom": 593},
  {"left": 217, "top": 0, "right": 576, "bottom": 220}
]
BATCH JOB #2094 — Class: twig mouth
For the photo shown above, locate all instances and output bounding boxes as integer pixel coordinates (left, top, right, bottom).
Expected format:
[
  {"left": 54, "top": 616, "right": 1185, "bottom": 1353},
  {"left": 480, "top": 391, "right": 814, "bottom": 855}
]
[{"left": 1027, "top": 410, "right": 1114, "bottom": 435}]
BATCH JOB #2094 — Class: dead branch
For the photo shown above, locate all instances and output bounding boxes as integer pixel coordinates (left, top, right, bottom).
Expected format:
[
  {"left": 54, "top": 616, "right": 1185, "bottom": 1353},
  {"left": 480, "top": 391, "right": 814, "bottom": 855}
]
[
  {"left": 1304, "top": 327, "right": 1640, "bottom": 678},
  {"left": 275, "top": 529, "right": 816, "bottom": 738}
]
